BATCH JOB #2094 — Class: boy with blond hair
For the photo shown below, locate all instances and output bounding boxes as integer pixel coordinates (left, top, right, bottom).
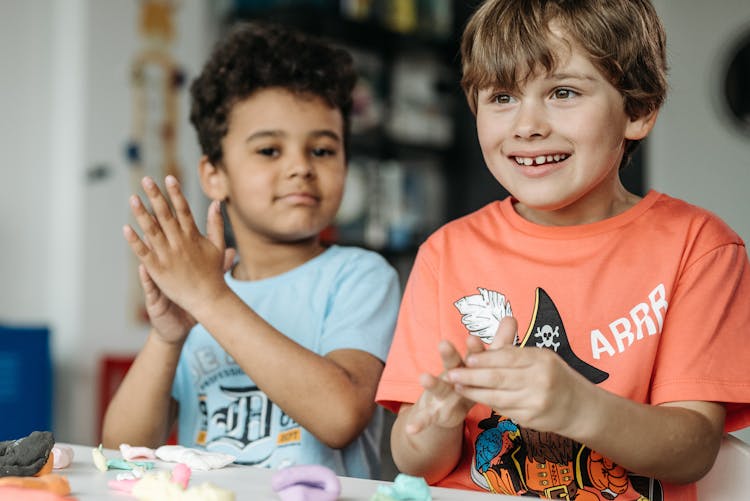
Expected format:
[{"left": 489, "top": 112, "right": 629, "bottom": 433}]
[{"left": 376, "top": 0, "right": 750, "bottom": 498}]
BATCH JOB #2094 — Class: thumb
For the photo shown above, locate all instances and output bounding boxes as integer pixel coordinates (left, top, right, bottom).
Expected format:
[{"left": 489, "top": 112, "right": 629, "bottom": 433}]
[
  {"left": 489, "top": 316, "right": 517, "bottom": 350},
  {"left": 223, "top": 248, "right": 236, "bottom": 272},
  {"left": 206, "top": 200, "right": 226, "bottom": 251}
]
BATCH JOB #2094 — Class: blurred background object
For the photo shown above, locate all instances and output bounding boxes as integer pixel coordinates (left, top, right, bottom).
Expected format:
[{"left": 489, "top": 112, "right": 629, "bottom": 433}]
[{"left": 0, "top": 324, "right": 52, "bottom": 441}]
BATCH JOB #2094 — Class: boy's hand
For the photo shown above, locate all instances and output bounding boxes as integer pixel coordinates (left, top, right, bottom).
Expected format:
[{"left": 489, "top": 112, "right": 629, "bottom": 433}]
[
  {"left": 405, "top": 339, "right": 484, "bottom": 434},
  {"left": 448, "top": 316, "right": 589, "bottom": 435},
  {"left": 137, "top": 263, "right": 195, "bottom": 344},
  {"left": 123, "top": 176, "right": 232, "bottom": 316}
]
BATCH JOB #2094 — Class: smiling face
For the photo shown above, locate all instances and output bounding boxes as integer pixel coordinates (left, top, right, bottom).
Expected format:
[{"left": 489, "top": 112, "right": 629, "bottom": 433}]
[
  {"left": 201, "top": 88, "right": 346, "bottom": 246},
  {"left": 475, "top": 30, "right": 656, "bottom": 226}
]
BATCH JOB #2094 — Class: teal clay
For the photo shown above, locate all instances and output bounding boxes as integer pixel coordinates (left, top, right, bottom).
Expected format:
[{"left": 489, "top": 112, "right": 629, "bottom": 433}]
[
  {"left": 373, "top": 473, "right": 432, "bottom": 501},
  {"left": 106, "top": 458, "right": 155, "bottom": 471},
  {"left": 370, "top": 493, "right": 398, "bottom": 501}
]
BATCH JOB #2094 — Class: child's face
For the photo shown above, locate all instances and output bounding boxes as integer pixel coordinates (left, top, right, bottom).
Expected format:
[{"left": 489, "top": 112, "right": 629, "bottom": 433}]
[
  {"left": 212, "top": 88, "right": 346, "bottom": 244},
  {"left": 475, "top": 29, "right": 655, "bottom": 225}
]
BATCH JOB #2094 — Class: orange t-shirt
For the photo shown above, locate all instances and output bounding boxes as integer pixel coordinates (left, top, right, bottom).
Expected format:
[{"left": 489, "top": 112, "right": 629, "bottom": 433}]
[{"left": 376, "top": 191, "right": 750, "bottom": 500}]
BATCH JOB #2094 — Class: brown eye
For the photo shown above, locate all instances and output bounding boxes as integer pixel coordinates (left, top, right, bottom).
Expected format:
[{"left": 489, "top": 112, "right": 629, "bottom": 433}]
[
  {"left": 493, "top": 94, "right": 513, "bottom": 104},
  {"left": 258, "top": 147, "right": 279, "bottom": 157},
  {"left": 311, "top": 147, "right": 336, "bottom": 157},
  {"left": 552, "top": 88, "right": 578, "bottom": 99}
]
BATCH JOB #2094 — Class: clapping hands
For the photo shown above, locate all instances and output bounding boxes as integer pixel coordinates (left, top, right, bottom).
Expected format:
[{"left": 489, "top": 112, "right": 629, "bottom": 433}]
[
  {"left": 408, "top": 315, "right": 588, "bottom": 437},
  {"left": 124, "top": 176, "right": 236, "bottom": 343}
]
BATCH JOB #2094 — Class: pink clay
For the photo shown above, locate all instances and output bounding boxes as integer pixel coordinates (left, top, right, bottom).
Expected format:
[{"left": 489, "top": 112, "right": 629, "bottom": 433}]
[
  {"left": 107, "top": 478, "right": 140, "bottom": 493},
  {"left": 171, "top": 463, "right": 191, "bottom": 489},
  {"left": 51, "top": 445, "right": 74, "bottom": 469},
  {"left": 119, "top": 444, "right": 157, "bottom": 460}
]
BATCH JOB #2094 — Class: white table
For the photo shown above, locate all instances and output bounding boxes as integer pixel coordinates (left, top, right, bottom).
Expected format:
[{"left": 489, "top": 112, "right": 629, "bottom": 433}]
[{"left": 60, "top": 444, "right": 514, "bottom": 500}]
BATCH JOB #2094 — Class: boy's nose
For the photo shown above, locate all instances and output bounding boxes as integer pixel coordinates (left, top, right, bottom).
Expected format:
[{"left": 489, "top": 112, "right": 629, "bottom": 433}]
[
  {"left": 513, "top": 102, "right": 550, "bottom": 139},
  {"left": 286, "top": 153, "right": 315, "bottom": 179}
]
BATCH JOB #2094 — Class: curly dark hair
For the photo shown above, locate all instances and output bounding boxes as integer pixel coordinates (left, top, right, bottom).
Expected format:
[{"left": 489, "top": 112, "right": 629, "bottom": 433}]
[{"left": 189, "top": 21, "right": 357, "bottom": 164}]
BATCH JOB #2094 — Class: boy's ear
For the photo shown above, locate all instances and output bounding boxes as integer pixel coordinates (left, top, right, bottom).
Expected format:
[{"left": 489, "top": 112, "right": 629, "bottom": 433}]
[
  {"left": 625, "top": 110, "right": 659, "bottom": 141},
  {"left": 198, "top": 156, "right": 228, "bottom": 201}
]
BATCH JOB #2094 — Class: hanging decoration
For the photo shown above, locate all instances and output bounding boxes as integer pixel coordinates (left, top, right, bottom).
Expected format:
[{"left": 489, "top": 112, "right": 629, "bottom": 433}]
[{"left": 125, "top": 0, "right": 185, "bottom": 324}]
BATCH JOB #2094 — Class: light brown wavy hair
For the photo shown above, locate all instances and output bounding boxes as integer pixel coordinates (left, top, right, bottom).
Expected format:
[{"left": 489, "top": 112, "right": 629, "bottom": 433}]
[{"left": 461, "top": 0, "right": 668, "bottom": 165}]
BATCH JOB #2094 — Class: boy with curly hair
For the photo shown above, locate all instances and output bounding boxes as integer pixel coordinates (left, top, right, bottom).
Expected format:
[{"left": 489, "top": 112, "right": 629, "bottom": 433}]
[
  {"left": 376, "top": 0, "right": 750, "bottom": 498},
  {"left": 103, "top": 22, "right": 400, "bottom": 479}
]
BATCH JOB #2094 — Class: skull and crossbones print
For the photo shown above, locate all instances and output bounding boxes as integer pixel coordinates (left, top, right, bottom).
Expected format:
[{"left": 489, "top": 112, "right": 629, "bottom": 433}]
[{"left": 534, "top": 324, "right": 560, "bottom": 351}]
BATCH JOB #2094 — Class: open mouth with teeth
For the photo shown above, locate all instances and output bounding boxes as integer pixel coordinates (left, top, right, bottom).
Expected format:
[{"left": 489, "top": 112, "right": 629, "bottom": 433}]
[{"left": 513, "top": 154, "right": 570, "bottom": 166}]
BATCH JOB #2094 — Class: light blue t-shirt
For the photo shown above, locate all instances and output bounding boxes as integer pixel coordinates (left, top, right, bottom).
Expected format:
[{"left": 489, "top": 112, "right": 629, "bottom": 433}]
[{"left": 172, "top": 245, "right": 400, "bottom": 479}]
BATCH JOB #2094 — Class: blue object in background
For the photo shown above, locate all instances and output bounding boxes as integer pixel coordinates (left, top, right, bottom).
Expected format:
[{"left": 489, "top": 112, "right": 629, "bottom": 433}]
[{"left": 0, "top": 324, "right": 52, "bottom": 441}]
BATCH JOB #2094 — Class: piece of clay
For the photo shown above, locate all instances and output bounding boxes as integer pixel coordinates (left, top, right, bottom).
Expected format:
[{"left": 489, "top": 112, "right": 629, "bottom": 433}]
[
  {"left": 108, "top": 477, "right": 140, "bottom": 493},
  {"left": 0, "top": 473, "right": 71, "bottom": 496},
  {"left": 51, "top": 445, "right": 73, "bottom": 469},
  {"left": 107, "top": 463, "right": 191, "bottom": 495},
  {"left": 130, "top": 470, "right": 234, "bottom": 501},
  {"left": 0, "top": 486, "right": 71, "bottom": 500},
  {"left": 116, "top": 465, "right": 149, "bottom": 480},
  {"left": 92, "top": 444, "right": 154, "bottom": 472},
  {"left": 171, "top": 463, "right": 191, "bottom": 489},
  {"left": 106, "top": 458, "right": 154, "bottom": 471},
  {"left": 369, "top": 493, "right": 397, "bottom": 501},
  {"left": 271, "top": 464, "right": 341, "bottom": 501},
  {"left": 92, "top": 445, "right": 108, "bottom": 472},
  {"left": 34, "top": 454, "right": 54, "bottom": 477},
  {"left": 0, "top": 431, "right": 55, "bottom": 477},
  {"left": 120, "top": 444, "right": 156, "bottom": 460},
  {"left": 155, "top": 445, "right": 235, "bottom": 471},
  {"left": 374, "top": 473, "right": 431, "bottom": 501}
]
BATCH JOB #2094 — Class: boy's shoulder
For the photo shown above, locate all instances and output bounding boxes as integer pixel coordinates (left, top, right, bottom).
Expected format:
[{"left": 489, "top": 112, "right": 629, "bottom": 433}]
[
  {"left": 321, "top": 245, "right": 398, "bottom": 276},
  {"left": 650, "top": 192, "right": 745, "bottom": 246},
  {"left": 431, "top": 200, "right": 504, "bottom": 236}
]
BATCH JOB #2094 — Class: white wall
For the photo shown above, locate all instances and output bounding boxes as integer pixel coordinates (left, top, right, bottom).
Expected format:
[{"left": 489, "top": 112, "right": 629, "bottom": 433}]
[
  {"left": 0, "top": 0, "right": 218, "bottom": 444},
  {"left": 649, "top": 0, "right": 750, "bottom": 245},
  {"left": 0, "top": 1, "right": 54, "bottom": 324}
]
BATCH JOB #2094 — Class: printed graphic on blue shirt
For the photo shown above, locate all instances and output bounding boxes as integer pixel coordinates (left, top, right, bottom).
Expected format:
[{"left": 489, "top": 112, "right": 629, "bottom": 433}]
[{"left": 187, "top": 345, "right": 302, "bottom": 467}]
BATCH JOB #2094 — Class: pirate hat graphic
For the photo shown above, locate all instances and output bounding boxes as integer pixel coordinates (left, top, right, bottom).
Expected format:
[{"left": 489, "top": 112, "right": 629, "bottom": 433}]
[{"left": 518, "top": 288, "right": 608, "bottom": 384}]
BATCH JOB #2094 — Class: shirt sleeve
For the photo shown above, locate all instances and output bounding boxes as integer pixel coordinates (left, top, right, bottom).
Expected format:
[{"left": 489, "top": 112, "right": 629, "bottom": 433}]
[
  {"left": 651, "top": 241, "right": 750, "bottom": 432},
  {"left": 319, "top": 250, "right": 401, "bottom": 362},
  {"left": 376, "top": 242, "right": 445, "bottom": 413}
]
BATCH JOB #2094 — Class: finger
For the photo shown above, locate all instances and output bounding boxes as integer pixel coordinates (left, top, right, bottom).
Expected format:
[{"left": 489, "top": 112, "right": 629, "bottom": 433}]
[
  {"left": 438, "top": 340, "right": 465, "bottom": 371},
  {"left": 466, "top": 343, "right": 531, "bottom": 369},
  {"left": 138, "top": 264, "right": 162, "bottom": 304},
  {"left": 137, "top": 263, "right": 153, "bottom": 291},
  {"left": 465, "top": 335, "right": 487, "bottom": 356},
  {"left": 408, "top": 374, "right": 456, "bottom": 434},
  {"left": 405, "top": 409, "right": 429, "bottom": 435},
  {"left": 141, "top": 176, "right": 180, "bottom": 242},
  {"left": 223, "top": 248, "right": 236, "bottom": 273},
  {"left": 419, "top": 372, "right": 457, "bottom": 398},
  {"left": 129, "top": 194, "right": 169, "bottom": 253},
  {"left": 489, "top": 316, "right": 518, "bottom": 350},
  {"left": 123, "top": 223, "right": 155, "bottom": 264},
  {"left": 453, "top": 385, "right": 520, "bottom": 413},
  {"left": 205, "top": 199, "right": 226, "bottom": 251},
  {"left": 164, "top": 175, "right": 199, "bottom": 236},
  {"left": 448, "top": 366, "right": 517, "bottom": 391}
]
